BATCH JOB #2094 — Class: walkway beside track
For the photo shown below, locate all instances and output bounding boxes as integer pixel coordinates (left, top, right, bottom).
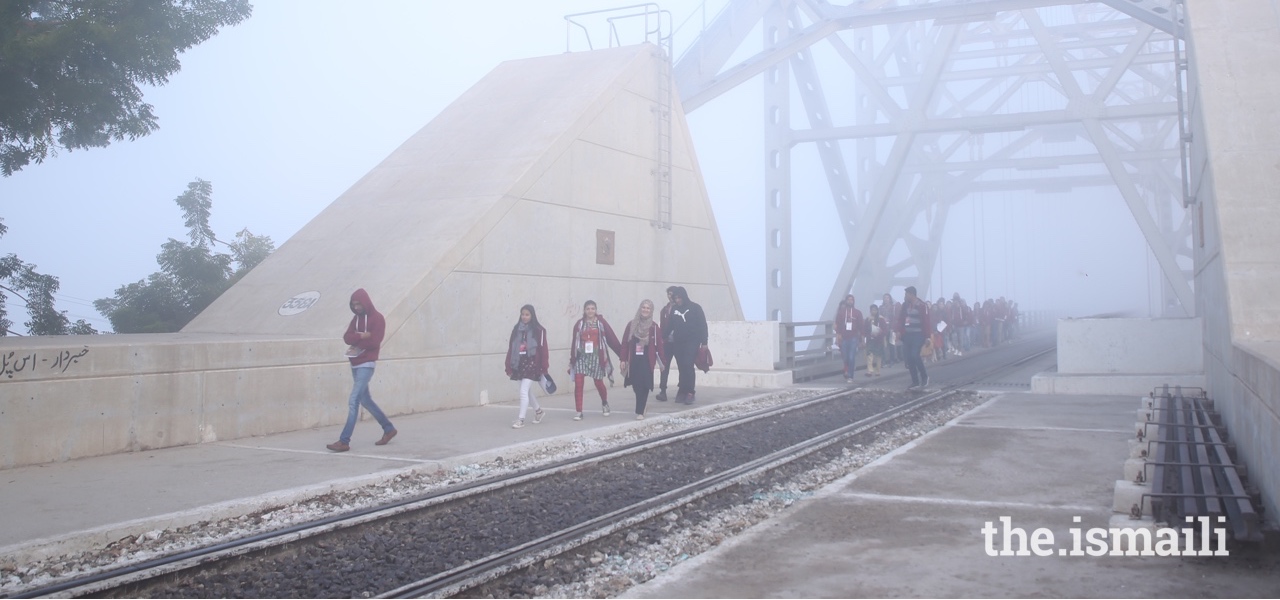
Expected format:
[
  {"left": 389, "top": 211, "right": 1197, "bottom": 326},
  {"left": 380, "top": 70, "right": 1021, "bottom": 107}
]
[
  {"left": 0, "top": 387, "right": 770, "bottom": 558},
  {"left": 4, "top": 378, "right": 1277, "bottom": 597},
  {"left": 624, "top": 391, "right": 1278, "bottom": 598}
]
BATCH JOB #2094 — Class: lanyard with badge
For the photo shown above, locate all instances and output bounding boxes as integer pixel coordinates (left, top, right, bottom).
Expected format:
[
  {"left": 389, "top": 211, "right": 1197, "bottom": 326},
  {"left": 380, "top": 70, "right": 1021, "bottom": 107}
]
[{"left": 581, "top": 321, "right": 598, "bottom": 354}]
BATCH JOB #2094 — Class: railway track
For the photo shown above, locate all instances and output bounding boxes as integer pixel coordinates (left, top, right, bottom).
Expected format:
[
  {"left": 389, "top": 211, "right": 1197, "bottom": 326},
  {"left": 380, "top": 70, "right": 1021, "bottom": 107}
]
[{"left": 12, "top": 337, "right": 1054, "bottom": 599}]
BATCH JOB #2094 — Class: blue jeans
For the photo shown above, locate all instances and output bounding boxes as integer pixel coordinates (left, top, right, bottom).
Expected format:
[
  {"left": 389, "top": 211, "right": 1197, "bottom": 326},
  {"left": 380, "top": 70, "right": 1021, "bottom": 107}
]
[
  {"left": 840, "top": 338, "right": 859, "bottom": 377},
  {"left": 340, "top": 365, "right": 394, "bottom": 444},
  {"left": 902, "top": 332, "right": 928, "bottom": 385}
]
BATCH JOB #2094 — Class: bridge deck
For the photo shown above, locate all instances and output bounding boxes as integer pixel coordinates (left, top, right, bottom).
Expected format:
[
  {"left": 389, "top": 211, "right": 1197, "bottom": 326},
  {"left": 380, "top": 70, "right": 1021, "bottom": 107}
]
[{"left": 2, "top": 339, "right": 1274, "bottom": 596}]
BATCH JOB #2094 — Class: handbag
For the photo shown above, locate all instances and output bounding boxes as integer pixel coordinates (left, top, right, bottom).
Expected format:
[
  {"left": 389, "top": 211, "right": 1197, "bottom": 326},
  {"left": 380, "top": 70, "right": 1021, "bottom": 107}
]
[
  {"left": 540, "top": 373, "right": 557, "bottom": 394},
  {"left": 695, "top": 345, "right": 713, "bottom": 372}
]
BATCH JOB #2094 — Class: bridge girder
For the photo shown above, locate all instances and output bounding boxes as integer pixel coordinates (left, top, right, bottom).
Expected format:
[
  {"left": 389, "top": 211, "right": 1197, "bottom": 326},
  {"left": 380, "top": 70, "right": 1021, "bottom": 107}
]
[{"left": 674, "top": 0, "right": 1192, "bottom": 321}]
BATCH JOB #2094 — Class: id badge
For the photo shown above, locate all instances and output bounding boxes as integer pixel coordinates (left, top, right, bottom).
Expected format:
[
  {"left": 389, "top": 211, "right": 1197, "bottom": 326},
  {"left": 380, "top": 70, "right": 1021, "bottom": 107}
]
[
  {"left": 519, "top": 343, "right": 527, "bottom": 355},
  {"left": 635, "top": 342, "right": 645, "bottom": 355},
  {"left": 584, "top": 341, "right": 595, "bottom": 353},
  {"left": 845, "top": 322, "right": 853, "bottom": 331}
]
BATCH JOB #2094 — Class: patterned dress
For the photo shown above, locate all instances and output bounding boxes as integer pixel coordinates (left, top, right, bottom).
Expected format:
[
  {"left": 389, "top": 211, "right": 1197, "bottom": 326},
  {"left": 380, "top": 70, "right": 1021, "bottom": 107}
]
[{"left": 573, "top": 320, "right": 608, "bottom": 380}]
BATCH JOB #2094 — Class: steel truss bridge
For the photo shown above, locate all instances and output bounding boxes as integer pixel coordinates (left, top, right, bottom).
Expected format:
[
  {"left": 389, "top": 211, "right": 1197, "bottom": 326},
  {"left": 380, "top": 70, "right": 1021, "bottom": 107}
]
[{"left": 650, "top": 0, "right": 1193, "bottom": 321}]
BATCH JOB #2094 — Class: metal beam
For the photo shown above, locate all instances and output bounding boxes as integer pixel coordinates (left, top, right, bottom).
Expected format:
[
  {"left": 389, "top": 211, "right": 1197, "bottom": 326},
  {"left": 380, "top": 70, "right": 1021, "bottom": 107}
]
[
  {"left": 789, "top": 102, "right": 1178, "bottom": 143},
  {"left": 677, "top": 0, "right": 1092, "bottom": 111},
  {"left": 1099, "top": 0, "right": 1181, "bottom": 36},
  {"left": 674, "top": 0, "right": 1190, "bottom": 321}
]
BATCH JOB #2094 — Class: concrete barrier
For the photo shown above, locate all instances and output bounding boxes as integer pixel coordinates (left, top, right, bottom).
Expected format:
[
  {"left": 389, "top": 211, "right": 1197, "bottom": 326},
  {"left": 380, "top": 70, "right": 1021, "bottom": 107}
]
[
  {"left": 698, "top": 321, "right": 791, "bottom": 388},
  {"left": 1031, "top": 317, "right": 1204, "bottom": 395}
]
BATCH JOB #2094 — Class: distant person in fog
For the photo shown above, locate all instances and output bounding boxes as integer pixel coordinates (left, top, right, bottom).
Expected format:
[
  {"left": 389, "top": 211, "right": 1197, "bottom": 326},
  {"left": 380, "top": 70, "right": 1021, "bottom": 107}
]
[
  {"left": 835, "top": 294, "right": 863, "bottom": 383},
  {"left": 977, "top": 300, "right": 991, "bottom": 348},
  {"left": 505, "top": 304, "right": 548, "bottom": 429},
  {"left": 327, "top": 288, "right": 397, "bottom": 452},
  {"left": 864, "top": 303, "right": 887, "bottom": 377},
  {"left": 881, "top": 292, "right": 898, "bottom": 366},
  {"left": 668, "top": 286, "right": 708, "bottom": 404},
  {"left": 895, "top": 286, "right": 931, "bottom": 390},
  {"left": 930, "top": 297, "right": 946, "bottom": 362},
  {"left": 569, "top": 300, "right": 622, "bottom": 421},
  {"left": 620, "top": 299, "right": 666, "bottom": 420}
]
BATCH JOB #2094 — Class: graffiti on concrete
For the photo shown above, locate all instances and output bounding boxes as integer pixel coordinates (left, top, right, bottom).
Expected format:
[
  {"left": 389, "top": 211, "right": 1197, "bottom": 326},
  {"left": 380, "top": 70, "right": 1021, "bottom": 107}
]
[{"left": 1, "top": 347, "right": 90, "bottom": 379}]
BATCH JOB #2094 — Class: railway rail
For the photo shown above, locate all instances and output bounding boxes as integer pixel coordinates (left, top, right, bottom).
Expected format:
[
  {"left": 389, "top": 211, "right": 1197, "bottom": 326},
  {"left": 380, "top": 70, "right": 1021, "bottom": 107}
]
[{"left": 11, "top": 337, "right": 1055, "bottom": 599}]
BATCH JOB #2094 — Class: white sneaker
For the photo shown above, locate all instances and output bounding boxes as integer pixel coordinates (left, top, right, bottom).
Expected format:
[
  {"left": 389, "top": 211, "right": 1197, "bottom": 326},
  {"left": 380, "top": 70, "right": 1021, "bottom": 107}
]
[
  {"left": 635, "top": 414, "right": 645, "bottom": 420},
  {"left": 511, "top": 419, "right": 524, "bottom": 429},
  {"left": 533, "top": 409, "right": 545, "bottom": 424},
  {"left": 573, "top": 413, "right": 583, "bottom": 421},
  {"left": 602, "top": 403, "right": 611, "bottom": 416}
]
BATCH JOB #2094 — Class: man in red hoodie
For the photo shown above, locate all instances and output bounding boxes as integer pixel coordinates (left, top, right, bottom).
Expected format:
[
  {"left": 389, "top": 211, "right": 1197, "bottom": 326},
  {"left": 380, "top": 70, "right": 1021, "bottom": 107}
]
[{"left": 327, "top": 289, "right": 397, "bottom": 452}]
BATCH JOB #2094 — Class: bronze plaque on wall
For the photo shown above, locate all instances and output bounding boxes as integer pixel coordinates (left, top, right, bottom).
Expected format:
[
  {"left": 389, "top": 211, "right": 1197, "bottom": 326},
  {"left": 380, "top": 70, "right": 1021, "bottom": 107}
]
[{"left": 596, "top": 229, "right": 615, "bottom": 265}]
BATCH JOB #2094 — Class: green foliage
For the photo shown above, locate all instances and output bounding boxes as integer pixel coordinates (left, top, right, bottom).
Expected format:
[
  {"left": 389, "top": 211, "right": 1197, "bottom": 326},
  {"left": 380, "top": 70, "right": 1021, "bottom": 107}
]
[
  {"left": 0, "top": 1, "right": 249, "bottom": 334},
  {"left": 0, "top": 218, "right": 98, "bottom": 336},
  {"left": 0, "top": 0, "right": 253, "bottom": 175},
  {"left": 95, "top": 179, "right": 274, "bottom": 333}
]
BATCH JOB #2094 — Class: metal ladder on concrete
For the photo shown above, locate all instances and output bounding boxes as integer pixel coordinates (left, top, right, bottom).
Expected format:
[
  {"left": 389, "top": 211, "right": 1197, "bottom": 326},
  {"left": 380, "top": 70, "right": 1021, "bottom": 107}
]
[
  {"left": 652, "top": 21, "right": 674, "bottom": 230},
  {"left": 562, "top": 4, "right": 674, "bottom": 229}
]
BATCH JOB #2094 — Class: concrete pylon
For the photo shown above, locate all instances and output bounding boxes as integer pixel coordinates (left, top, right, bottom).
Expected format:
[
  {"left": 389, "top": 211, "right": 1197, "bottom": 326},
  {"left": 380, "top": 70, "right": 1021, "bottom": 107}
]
[
  {"left": 0, "top": 44, "right": 741, "bottom": 468},
  {"left": 187, "top": 43, "right": 740, "bottom": 337}
]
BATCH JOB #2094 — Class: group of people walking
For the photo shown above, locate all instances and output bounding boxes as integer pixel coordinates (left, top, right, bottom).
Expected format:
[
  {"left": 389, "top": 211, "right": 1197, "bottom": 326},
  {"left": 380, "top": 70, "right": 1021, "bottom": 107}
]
[
  {"left": 323, "top": 283, "right": 1020, "bottom": 450},
  {"left": 504, "top": 287, "right": 708, "bottom": 428},
  {"left": 834, "top": 287, "right": 1021, "bottom": 391}
]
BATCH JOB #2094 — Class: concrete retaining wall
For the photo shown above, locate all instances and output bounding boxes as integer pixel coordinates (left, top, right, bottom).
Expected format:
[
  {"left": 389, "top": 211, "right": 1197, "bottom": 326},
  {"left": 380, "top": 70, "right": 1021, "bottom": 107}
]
[
  {"left": 699, "top": 321, "right": 791, "bottom": 388},
  {"left": 0, "top": 320, "right": 785, "bottom": 469},
  {"left": 1184, "top": 0, "right": 1280, "bottom": 520},
  {"left": 0, "top": 44, "right": 754, "bottom": 470},
  {"left": 1031, "top": 317, "right": 1204, "bottom": 395},
  {"left": 1057, "top": 317, "right": 1203, "bottom": 374}
]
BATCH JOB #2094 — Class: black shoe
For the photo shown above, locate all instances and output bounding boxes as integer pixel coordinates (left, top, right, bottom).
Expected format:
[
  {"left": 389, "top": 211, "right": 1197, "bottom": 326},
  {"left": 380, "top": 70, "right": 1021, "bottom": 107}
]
[{"left": 656, "top": 390, "right": 668, "bottom": 402}]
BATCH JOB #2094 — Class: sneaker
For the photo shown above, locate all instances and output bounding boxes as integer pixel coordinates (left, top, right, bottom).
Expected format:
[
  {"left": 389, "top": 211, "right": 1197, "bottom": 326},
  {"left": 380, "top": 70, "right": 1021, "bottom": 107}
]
[
  {"left": 511, "top": 419, "right": 524, "bottom": 429},
  {"left": 922, "top": 375, "right": 930, "bottom": 388},
  {"left": 656, "top": 390, "right": 668, "bottom": 402},
  {"left": 907, "top": 381, "right": 919, "bottom": 390},
  {"left": 573, "top": 412, "right": 584, "bottom": 421},
  {"left": 533, "top": 408, "right": 545, "bottom": 424},
  {"left": 375, "top": 429, "right": 397, "bottom": 446},
  {"left": 602, "top": 403, "right": 611, "bottom": 416},
  {"left": 326, "top": 441, "right": 350, "bottom": 452},
  {"left": 635, "top": 414, "right": 645, "bottom": 420}
]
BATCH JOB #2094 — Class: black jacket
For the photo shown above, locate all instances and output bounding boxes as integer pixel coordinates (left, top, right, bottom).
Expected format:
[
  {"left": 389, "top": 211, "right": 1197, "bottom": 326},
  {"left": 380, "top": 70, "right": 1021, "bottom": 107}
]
[{"left": 669, "top": 288, "right": 708, "bottom": 347}]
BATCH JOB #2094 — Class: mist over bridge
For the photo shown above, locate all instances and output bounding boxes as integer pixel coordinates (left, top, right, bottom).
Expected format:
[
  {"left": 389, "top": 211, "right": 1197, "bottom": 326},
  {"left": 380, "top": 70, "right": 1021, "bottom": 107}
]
[{"left": 0, "top": 0, "right": 1277, "bottom": 566}]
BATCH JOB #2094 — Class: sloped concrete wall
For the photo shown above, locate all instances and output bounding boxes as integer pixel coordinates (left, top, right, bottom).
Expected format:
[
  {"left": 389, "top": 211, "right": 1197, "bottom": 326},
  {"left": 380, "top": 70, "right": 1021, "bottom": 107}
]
[
  {"left": 0, "top": 44, "right": 744, "bottom": 469},
  {"left": 1185, "top": 0, "right": 1280, "bottom": 519}
]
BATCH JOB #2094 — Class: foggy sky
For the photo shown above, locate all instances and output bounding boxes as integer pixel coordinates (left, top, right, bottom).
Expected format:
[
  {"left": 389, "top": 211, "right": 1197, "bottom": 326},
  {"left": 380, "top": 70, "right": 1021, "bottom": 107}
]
[{"left": 0, "top": 0, "right": 1160, "bottom": 334}]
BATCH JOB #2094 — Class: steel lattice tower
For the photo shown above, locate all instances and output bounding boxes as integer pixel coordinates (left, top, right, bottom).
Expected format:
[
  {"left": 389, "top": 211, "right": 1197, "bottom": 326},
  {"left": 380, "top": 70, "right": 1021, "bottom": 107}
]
[{"left": 673, "top": 0, "right": 1192, "bottom": 321}]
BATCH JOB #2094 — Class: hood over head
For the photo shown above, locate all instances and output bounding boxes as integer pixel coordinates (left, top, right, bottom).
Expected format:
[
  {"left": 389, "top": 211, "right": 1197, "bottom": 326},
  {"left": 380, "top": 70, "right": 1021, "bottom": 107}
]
[{"left": 350, "top": 288, "right": 375, "bottom": 314}]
